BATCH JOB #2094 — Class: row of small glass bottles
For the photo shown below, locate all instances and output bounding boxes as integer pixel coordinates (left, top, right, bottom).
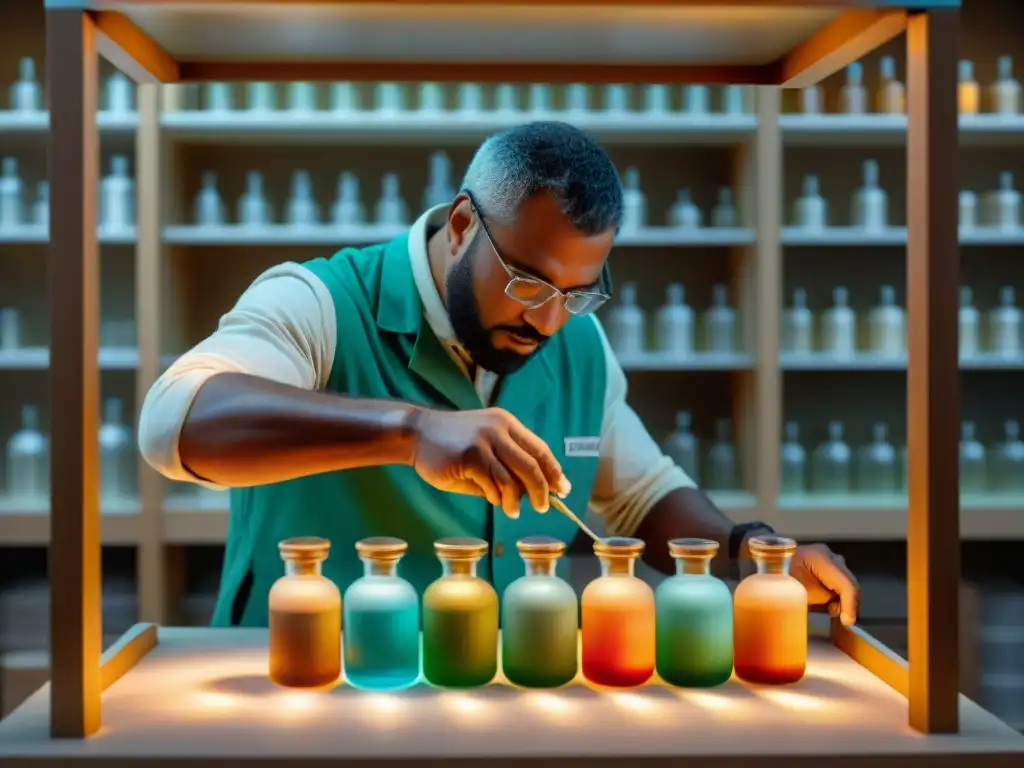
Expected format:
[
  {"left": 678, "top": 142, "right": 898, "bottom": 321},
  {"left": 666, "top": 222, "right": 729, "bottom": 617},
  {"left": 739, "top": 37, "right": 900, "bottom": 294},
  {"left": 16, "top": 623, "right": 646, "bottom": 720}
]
[
  {"left": 4, "top": 400, "right": 135, "bottom": 501},
  {"left": 620, "top": 168, "right": 739, "bottom": 231},
  {"left": 0, "top": 156, "right": 135, "bottom": 234},
  {"left": 661, "top": 413, "right": 739, "bottom": 491},
  {"left": 271, "top": 534, "right": 808, "bottom": 691},
  {"left": 782, "top": 285, "right": 1023, "bottom": 360},
  {"left": 791, "top": 165, "right": 1022, "bottom": 232},
  {"left": 796, "top": 56, "right": 1021, "bottom": 117},
  {"left": 6, "top": 58, "right": 134, "bottom": 115},
  {"left": 181, "top": 81, "right": 750, "bottom": 117},
  {"left": 0, "top": 310, "right": 136, "bottom": 352},
  {"left": 605, "top": 282, "right": 739, "bottom": 359},
  {"left": 780, "top": 419, "right": 1024, "bottom": 495}
]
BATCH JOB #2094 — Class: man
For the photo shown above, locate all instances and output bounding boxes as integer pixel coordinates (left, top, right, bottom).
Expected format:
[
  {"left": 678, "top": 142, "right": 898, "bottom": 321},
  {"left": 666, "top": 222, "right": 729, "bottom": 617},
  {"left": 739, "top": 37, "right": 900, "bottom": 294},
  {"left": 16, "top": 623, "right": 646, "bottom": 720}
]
[{"left": 139, "top": 121, "right": 859, "bottom": 628}]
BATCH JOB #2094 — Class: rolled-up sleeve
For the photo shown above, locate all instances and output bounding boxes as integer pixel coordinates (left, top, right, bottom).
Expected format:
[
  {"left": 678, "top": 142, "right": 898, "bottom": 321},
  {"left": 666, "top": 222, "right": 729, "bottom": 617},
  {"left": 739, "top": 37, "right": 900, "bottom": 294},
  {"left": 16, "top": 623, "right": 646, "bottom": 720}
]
[
  {"left": 137, "top": 262, "right": 337, "bottom": 488},
  {"left": 587, "top": 317, "right": 697, "bottom": 536}
]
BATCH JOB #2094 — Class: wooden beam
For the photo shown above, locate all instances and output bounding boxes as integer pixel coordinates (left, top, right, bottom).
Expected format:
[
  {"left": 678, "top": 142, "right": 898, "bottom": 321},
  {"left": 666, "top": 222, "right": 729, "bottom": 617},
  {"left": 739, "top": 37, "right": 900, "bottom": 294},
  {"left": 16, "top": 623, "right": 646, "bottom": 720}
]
[
  {"left": 46, "top": 8, "right": 102, "bottom": 739},
  {"left": 905, "top": 7, "right": 960, "bottom": 735},
  {"left": 178, "top": 60, "right": 775, "bottom": 85},
  {"left": 88, "top": 11, "right": 180, "bottom": 84},
  {"left": 775, "top": 9, "right": 908, "bottom": 88},
  {"left": 830, "top": 620, "right": 909, "bottom": 697},
  {"left": 99, "top": 624, "right": 159, "bottom": 692}
]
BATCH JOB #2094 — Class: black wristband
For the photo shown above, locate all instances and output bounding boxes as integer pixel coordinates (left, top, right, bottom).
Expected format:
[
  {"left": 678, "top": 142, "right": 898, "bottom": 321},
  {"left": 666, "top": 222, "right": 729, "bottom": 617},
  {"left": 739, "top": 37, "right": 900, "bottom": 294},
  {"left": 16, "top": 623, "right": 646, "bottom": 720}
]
[{"left": 728, "top": 521, "right": 775, "bottom": 562}]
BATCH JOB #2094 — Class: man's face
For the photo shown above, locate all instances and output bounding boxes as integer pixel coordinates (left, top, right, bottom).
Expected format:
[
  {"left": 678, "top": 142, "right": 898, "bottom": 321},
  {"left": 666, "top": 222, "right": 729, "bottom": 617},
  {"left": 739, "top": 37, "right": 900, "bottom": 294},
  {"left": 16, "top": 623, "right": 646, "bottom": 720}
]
[{"left": 445, "top": 192, "right": 614, "bottom": 375}]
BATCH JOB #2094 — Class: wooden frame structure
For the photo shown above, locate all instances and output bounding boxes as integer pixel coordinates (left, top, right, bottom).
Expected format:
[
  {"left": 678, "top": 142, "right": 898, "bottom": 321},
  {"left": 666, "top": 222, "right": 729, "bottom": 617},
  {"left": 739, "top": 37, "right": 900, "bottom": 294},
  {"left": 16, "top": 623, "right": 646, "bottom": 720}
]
[{"left": 43, "top": 0, "right": 960, "bottom": 742}]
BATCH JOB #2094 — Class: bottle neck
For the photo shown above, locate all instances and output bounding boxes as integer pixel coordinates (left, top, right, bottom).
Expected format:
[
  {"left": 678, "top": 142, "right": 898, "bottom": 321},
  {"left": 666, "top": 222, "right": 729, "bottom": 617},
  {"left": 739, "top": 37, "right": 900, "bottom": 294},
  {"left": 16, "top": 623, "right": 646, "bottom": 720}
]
[
  {"left": 441, "top": 558, "right": 479, "bottom": 577},
  {"left": 285, "top": 560, "right": 323, "bottom": 577},
  {"left": 362, "top": 557, "right": 398, "bottom": 578},
  {"left": 524, "top": 557, "right": 557, "bottom": 577},
  {"left": 754, "top": 556, "right": 792, "bottom": 576},
  {"left": 676, "top": 557, "right": 711, "bottom": 576},
  {"left": 599, "top": 555, "right": 636, "bottom": 577}
]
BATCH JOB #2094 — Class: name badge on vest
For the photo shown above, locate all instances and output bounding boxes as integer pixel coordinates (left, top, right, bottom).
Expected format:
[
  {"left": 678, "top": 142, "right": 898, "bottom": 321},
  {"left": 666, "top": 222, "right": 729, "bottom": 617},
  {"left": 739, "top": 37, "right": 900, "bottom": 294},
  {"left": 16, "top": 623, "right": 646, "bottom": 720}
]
[{"left": 564, "top": 436, "right": 600, "bottom": 458}]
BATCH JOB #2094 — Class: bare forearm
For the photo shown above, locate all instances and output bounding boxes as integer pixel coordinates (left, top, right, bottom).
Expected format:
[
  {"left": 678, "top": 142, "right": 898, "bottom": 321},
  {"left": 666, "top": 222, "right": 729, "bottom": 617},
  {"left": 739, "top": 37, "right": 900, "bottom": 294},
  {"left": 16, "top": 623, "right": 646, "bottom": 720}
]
[
  {"left": 635, "top": 487, "right": 771, "bottom": 579},
  {"left": 178, "top": 372, "right": 423, "bottom": 486}
]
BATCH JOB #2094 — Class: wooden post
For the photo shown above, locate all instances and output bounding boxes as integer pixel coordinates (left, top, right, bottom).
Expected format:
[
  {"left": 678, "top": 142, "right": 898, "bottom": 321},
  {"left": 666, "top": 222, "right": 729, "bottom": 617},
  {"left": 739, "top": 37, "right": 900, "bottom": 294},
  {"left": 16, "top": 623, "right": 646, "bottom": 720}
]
[
  {"left": 905, "top": 7, "right": 960, "bottom": 735},
  {"left": 46, "top": 8, "right": 102, "bottom": 738}
]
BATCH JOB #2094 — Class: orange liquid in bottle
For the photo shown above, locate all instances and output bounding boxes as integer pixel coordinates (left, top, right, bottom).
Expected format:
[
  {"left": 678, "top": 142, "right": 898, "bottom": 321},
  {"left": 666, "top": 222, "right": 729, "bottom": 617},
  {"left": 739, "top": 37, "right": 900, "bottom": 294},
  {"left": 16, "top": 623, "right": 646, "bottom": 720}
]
[{"left": 733, "top": 536, "right": 807, "bottom": 685}]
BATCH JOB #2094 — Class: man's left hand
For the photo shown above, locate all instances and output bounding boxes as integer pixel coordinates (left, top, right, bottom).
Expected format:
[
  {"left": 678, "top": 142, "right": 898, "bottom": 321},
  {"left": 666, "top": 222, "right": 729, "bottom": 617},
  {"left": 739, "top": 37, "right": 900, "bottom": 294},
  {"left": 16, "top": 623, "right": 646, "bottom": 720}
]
[{"left": 789, "top": 543, "right": 860, "bottom": 627}]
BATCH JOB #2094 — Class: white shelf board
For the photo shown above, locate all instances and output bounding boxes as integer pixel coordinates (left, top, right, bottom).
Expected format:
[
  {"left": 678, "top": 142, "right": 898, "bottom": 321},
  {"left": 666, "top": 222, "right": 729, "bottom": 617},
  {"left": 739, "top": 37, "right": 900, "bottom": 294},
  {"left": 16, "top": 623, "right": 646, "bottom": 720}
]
[
  {"left": 781, "top": 113, "right": 1024, "bottom": 147},
  {"left": 782, "top": 226, "right": 907, "bottom": 246},
  {"left": 0, "top": 226, "right": 137, "bottom": 245},
  {"left": 159, "top": 111, "right": 757, "bottom": 146},
  {"left": 781, "top": 353, "right": 1024, "bottom": 371},
  {"left": 619, "top": 352, "right": 754, "bottom": 371},
  {"left": 959, "top": 227, "right": 1024, "bottom": 246},
  {"left": 616, "top": 227, "right": 754, "bottom": 247},
  {"left": 0, "top": 110, "right": 138, "bottom": 134},
  {"left": 0, "top": 347, "right": 140, "bottom": 370}
]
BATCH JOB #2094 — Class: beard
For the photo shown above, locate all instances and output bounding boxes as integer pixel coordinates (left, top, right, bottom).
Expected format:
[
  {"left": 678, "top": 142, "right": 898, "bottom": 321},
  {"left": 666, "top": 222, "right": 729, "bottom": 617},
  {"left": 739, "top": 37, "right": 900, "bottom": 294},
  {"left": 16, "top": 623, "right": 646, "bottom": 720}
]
[{"left": 445, "top": 238, "right": 550, "bottom": 375}]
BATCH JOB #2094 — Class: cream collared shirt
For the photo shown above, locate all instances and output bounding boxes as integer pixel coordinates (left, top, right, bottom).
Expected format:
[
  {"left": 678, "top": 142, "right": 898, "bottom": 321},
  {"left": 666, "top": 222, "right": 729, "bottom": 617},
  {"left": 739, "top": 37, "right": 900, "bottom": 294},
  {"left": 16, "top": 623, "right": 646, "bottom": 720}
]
[{"left": 138, "top": 207, "right": 696, "bottom": 536}]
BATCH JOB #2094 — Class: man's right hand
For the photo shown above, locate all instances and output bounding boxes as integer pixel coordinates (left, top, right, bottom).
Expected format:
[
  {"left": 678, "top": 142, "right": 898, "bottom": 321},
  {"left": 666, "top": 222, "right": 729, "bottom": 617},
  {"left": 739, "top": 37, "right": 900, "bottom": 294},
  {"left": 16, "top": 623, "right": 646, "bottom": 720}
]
[{"left": 410, "top": 408, "right": 572, "bottom": 519}]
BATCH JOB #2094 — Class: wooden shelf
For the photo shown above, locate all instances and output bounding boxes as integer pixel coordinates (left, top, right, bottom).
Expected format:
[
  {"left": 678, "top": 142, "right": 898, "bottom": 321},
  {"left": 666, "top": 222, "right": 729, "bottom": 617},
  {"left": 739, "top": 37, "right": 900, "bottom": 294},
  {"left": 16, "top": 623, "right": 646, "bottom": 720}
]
[{"left": 781, "top": 113, "right": 1024, "bottom": 146}]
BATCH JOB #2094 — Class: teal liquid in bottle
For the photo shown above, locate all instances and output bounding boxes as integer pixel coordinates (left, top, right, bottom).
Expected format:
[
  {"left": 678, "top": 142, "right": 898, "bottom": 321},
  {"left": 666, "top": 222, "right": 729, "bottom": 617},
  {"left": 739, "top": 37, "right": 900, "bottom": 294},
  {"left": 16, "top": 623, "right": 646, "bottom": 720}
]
[
  {"left": 342, "top": 537, "right": 421, "bottom": 691},
  {"left": 501, "top": 536, "right": 579, "bottom": 688},
  {"left": 655, "top": 538, "right": 733, "bottom": 688}
]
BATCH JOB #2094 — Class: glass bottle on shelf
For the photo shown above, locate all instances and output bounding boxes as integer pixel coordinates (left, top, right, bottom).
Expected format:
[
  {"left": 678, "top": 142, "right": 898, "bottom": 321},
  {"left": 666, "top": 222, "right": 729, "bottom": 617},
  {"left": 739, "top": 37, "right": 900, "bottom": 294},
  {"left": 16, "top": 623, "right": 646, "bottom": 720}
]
[
  {"left": 782, "top": 287, "right": 814, "bottom": 356},
  {"left": 704, "top": 284, "right": 736, "bottom": 354},
  {"left": 812, "top": 421, "right": 852, "bottom": 494},
  {"left": 868, "top": 285, "right": 905, "bottom": 359},
  {"left": 501, "top": 536, "right": 578, "bottom": 689},
  {"left": 605, "top": 282, "right": 646, "bottom": 359},
  {"left": 734, "top": 536, "right": 808, "bottom": 685},
  {"left": 841, "top": 61, "right": 867, "bottom": 114},
  {"left": 780, "top": 421, "right": 807, "bottom": 496},
  {"left": 194, "top": 172, "right": 227, "bottom": 228},
  {"left": 989, "top": 286, "right": 1022, "bottom": 359},
  {"left": 959, "top": 60, "right": 980, "bottom": 115},
  {"left": 988, "top": 172, "right": 1021, "bottom": 230},
  {"left": 663, "top": 411, "right": 700, "bottom": 482},
  {"left": 706, "top": 418, "right": 737, "bottom": 491},
  {"left": 711, "top": 188, "right": 738, "bottom": 228},
  {"left": 821, "top": 286, "right": 857, "bottom": 359},
  {"left": 960, "top": 189, "right": 978, "bottom": 231},
  {"left": 422, "top": 537, "right": 498, "bottom": 688},
  {"left": 959, "top": 421, "right": 987, "bottom": 495},
  {"left": 799, "top": 83, "right": 822, "bottom": 115},
  {"left": 99, "top": 397, "right": 134, "bottom": 502},
  {"left": 342, "top": 537, "right": 420, "bottom": 691},
  {"left": 10, "top": 57, "right": 41, "bottom": 113},
  {"left": 793, "top": 175, "right": 826, "bottom": 231},
  {"left": 655, "top": 539, "right": 733, "bottom": 688},
  {"left": 851, "top": 159, "right": 888, "bottom": 232},
  {"left": 620, "top": 167, "right": 646, "bottom": 232},
  {"left": 268, "top": 537, "right": 342, "bottom": 688},
  {"left": 990, "top": 56, "right": 1021, "bottom": 116},
  {"left": 856, "top": 422, "right": 897, "bottom": 493},
  {"left": 990, "top": 421, "right": 1024, "bottom": 494},
  {"left": 0, "top": 307, "right": 20, "bottom": 351},
  {"left": 655, "top": 283, "right": 694, "bottom": 358},
  {"left": 876, "top": 56, "right": 905, "bottom": 114},
  {"left": 581, "top": 537, "right": 655, "bottom": 687},
  {"left": 668, "top": 189, "right": 702, "bottom": 229},
  {"left": 5, "top": 405, "right": 48, "bottom": 502},
  {"left": 959, "top": 286, "right": 980, "bottom": 360},
  {"left": 0, "top": 158, "right": 24, "bottom": 232}
]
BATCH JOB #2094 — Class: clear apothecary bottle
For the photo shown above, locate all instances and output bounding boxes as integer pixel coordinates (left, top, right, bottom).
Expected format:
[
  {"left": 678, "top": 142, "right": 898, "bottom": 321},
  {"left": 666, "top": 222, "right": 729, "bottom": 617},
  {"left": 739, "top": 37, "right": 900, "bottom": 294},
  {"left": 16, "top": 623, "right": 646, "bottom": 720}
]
[
  {"left": 655, "top": 539, "right": 733, "bottom": 688},
  {"left": 733, "top": 536, "right": 808, "bottom": 685},
  {"left": 342, "top": 537, "right": 420, "bottom": 691},
  {"left": 581, "top": 537, "right": 655, "bottom": 687},
  {"left": 501, "top": 536, "right": 578, "bottom": 688},
  {"left": 268, "top": 537, "right": 342, "bottom": 688},
  {"left": 422, "top": 537, "right": 498, "bottom": 688}
]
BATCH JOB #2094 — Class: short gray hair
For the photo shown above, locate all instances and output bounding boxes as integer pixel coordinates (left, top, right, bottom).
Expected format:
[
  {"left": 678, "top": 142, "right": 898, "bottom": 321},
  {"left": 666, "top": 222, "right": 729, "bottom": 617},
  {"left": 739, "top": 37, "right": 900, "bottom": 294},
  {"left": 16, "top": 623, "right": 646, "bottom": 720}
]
[{"left": 460, "top": 121, "right": 623, "bottom": 235}]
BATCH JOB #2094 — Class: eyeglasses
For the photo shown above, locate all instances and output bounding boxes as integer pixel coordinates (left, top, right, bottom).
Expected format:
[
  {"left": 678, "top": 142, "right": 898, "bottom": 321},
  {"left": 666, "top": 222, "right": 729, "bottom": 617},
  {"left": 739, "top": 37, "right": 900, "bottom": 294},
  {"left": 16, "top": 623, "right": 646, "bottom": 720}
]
[{"left": 467, "top": 195, "right": 610, "bottom": 317}]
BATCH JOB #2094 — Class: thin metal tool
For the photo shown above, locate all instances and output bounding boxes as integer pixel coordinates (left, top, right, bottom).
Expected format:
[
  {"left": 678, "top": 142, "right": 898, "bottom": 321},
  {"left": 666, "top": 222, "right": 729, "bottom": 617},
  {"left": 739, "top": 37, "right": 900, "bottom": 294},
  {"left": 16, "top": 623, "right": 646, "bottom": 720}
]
[{"left": 548, "top": 494, "right": 601, "bottom": 542}]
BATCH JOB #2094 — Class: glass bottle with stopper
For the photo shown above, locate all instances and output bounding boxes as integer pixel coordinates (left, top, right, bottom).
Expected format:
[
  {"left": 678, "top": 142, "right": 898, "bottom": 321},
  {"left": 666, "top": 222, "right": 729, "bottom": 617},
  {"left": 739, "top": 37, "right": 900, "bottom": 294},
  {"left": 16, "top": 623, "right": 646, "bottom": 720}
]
[
  {"left": 529, "top": 84, "right": 552, "bottom": 114},
  {"left": 238, "top": 171, "right": 270, "bottom": 228},
  {"left": 683, "top": 84, "right": 709, "bottom": 115},
  {"left": 867, "top": 285, "right": 905, "bottom": 359},
  {"left": 733, "top": 536, "right": 808, "bottom": 685},
  {"left": 332, "top": 172, "right": 366, "bottom": 227},
  {"left": 342, "top": 537, "right": 420, "bottom": 691},
  {"left": 812, "top": 421, "right": 852, "bottom": 493},
  {"left": 423, "top": 152, "right": 455, "bottom": 211},
  {"left": 722, "top": 85, "right": 744, "bottom": 115},
  {"left": 603, "top": 85, "right": 629, "bottom": 114},
  {"left": 655, "top": 539, "right": 733, "bottom": 688},
  {"left": 565, "top": 84, "right": 589, "bottom": 113},
  {"left": 194, "top": 172, "right": 226, "bottom": 228},
  {"left": 582, "top": 537, "right": 655, "bottom": 687},
  {"left": 959, "top": 60, "right": 980, "bottom": 115},
  {"left": 246, "top": 82, "right": 276, "bottom": 112},
  {"left": 0, "top": 307, "right": 20, "bottom": 352},
  {"left": 457, "top": 83, "right": 483, "bottom": 113},
  {"left": 799, "top": 83, "right": 822, "bottom": 115},
  {"left": 288, "top": 82, "right": 317, "bottom": 113},
  {"left": 494, "top": 84, "right": 518, "bottom": 114},
  {"left": 960, "top": 189, "right": 978, "bottom": 232},
  {"left": 851, "top": 159, "right": 888, "bottom": 232},
  {"left": 416, "top": 83, "right": 444, "bottom": 113},
  {"left": 991, "top": 421, "right": 1024, "bottom": 494},
  {"left": 99, "top": 156, "right": 135, "bottom": 235},
  {"left": 286, "top": 171, "right": 319, "bottom": 228},
  {"left": 422, "top": 537, "right": 498, "bottom": 688},
  {"left": 204, "top": 82, "right": 232, "bottom": 113},
  {"left": 711, "top": 188, "right": 738, "bottom": 228},
  {"left": 655, "top": 282, "right": 693, "bottom": 358},
  {"left": 989, "top": 286, "right": 1021, "bottom": 359},
  {"left": 706, "top": 418, "right": 738, "bottom": 491},
  {"left": 105, "top": 72, "right": 134, "bottom": 116},
  {"left": 668, "top": 189, "right": 702, "bottom": 229},
  {"left": 374, "top": 173, "right": 408, "bottom": 227},
  {"left": 5, "top": 405, "right": 48, "bottom": 503},
  {"left": 32, "top": 181, "right": 48, "bottom": 230},
  {"left": 331, "top": 82, "right": 359, "bottom": 114},
  {"left": 793, "top": 175, "right": 827, "bottom": 231},
  {"left": 663, "top": 411, "right": 700, "bottom": 482},
  {"left": 780, "top": 421, "right": 807, "bottom": 496},
  {"left": 620, "top": 167, "right": 646, "bottom": 232},
  {"left": 501, "top": 536, "right": 579, "bottom": 689},
  {"left": 821, "top": 286, "right": 857, "bottom": 359},
  {"left": 782, "top": 287, "right": 814, "bottom": 356},
  {"left": 605, "top": 282, "right": 646, "bottom": 359},
  {"left": 0, "top": 158, "right": 24, "bottom": 232},
  {"left": 268, "top": 537, "right": 342, "bottom": 688},
  {"left": 375, "top": 82, "right": 405, "bottom": 114},
  {"left": 959, "top": 421, "right": 987, "bottom": 495},
  {"left": 959, "top": 286, "right": 980, "bottom": 360},
  {"left": 990, "top": 56, "right": 1021, "bottom": 116},
  {"left": 704, "top": 284, "right": 736, "bottom": 354},
  {"left": 876, "top": 56, "right": 905, "bottom": 114},
  {"left": 643, "top": 85, "right": 669, "bottom": 114},
  {"left": 99, "top": 397, "right": 134, "bottom": 503},
  {"left": 10, "top": 58, "right": 41, "bottom": 113},
  {"left": 841, "top": 62, "right": 867, "bottom": 114},
  {"left": 986, "top": 172, "right": 1021, "bottom": 230},
  {"left": 857, "top": 422, "right": 897, "bottom": 493}
]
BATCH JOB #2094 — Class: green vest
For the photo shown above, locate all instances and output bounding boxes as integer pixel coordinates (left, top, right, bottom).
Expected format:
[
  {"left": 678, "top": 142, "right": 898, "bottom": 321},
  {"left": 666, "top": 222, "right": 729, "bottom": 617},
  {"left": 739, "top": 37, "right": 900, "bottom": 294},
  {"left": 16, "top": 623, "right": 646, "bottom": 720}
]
[{"left": 210, "top": 235, "right": 608, "bottom": 627}]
